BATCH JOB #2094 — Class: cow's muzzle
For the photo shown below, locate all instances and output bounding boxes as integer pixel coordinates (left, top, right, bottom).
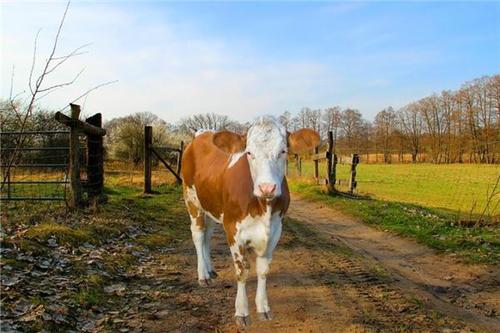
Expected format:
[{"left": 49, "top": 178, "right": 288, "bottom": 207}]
[{"left": 257, "top": 183, "right": 277, "bottom": 199}]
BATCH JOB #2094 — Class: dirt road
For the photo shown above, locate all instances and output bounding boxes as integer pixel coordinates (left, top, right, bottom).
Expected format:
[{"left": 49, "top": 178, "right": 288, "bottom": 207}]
[
  {"left": 287, "top": 195, "right": 500, "bottom": 332},
  {"left": 140, "top": 195, "right": 499, "bottom": 333},
  {"left": 5, "top": 189, "right": 498, "bottom": 332}
]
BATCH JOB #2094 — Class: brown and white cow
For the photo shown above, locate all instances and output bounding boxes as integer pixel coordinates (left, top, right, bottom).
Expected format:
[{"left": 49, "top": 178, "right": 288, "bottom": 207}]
[{"left": 181, "top": 116, "right": 319, "bottom": 327}]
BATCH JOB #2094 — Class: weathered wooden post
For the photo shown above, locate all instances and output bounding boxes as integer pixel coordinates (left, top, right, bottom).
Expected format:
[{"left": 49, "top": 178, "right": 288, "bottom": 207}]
[
  {"left": 144, "top": 126, "right": 152, "bottom": 194},
  {"left": 86, "top": 113, "right": 104, "bottom": 206},
  {"left": 349, "top": 153, "right": 359, "bottom": 194},
  {"left": 285, "top": 159, "right": 289, "bottom": 177},
  {"left": 327, "top": 131, "right": 335, "bottom": 193},
  {"left": 55, "top": 104, "right": 106, "bottom": 209},
  {"left": 68, "top": 104, "right": 82, "bottom": 209},
  {"left": 298, "top": 157, "right": 302, "bottom": 177},
  {"left": 176, "top": 141, "right": 184, "bottom": 180},
  {"left": 314, "top": 146, "right": 319, "bottom": 183}
]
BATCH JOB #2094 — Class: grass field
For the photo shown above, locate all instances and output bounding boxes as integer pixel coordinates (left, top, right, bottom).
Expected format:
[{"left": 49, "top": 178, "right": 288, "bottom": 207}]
[
  {"left": 288, "top": 180, "right": 499, "bottom": 264},
  {"left": 291, "top": 161, "right": 500, "bottom": 217}
]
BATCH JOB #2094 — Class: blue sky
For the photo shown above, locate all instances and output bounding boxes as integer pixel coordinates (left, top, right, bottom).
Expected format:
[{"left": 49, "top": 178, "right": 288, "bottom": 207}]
[{"left": 1, "top": 1, "right": 499, "bottom": 122}]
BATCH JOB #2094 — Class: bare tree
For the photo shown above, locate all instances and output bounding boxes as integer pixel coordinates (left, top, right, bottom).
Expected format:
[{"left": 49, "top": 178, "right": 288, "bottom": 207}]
[
  {"left": 322, "top": 106, "right": 342, "bottom": 151},
  {"left": 398, "top": 102, "right": 423, "bottom": 162},
  {"left": 419, "top": 95, "right": 448, "bottom": 163},
  {"left": 1, "top": 1, "right": 115, "bottom": 188},
  {"left": 178, "top": 113, "right": 241, "bottom": 136},
  {"left": 374, "top": 107, "right": 396, "bottom": 163},
  {"left": 340, "top": 108, "right": 364, "bottom": 153}
]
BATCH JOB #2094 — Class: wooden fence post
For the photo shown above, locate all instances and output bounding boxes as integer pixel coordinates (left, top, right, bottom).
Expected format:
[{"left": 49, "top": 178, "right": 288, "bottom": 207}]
[
  {"left": 69, "top": 104, "right": 82, "bottom": 209},
  {"left": 314, "top": 146, "right": 319, "bottom": 182},
  {"left": 144, "top": 126, "right": 152, "bottom": 193},
  {"left": 349, "top": 153, "right": 359, "bottom": 194},
  {"left": 327, "top": 131, "right": 335, "bottom": 193},
  {"left": 86, "top": 113, "right": 105, "bottom": 206},
  {"left": 176, "top": 141, "right": 184, "bottom": 183},
  {"left": 54, "top": 105, "right": 106, "bottom": 209},
  {"left": 333, "top": 153, "right": 338, "bottom": 189}
]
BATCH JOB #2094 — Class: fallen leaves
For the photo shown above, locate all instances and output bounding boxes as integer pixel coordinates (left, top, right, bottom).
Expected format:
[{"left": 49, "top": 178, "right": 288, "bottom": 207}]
[
  {"left": 104, "top": 283, "right": 126, "bottom": 296},
  {"left": 0, "top": 209, "right": 219, "bottom": 332}
]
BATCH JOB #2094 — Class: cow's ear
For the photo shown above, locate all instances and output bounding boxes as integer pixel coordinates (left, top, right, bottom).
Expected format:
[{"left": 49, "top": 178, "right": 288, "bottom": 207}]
[
  {"left": 287, "top": 129, "right": 320, "bottom": 154},
  {"left": 213, "top": 131, "right": 247, "bottom": 154}
]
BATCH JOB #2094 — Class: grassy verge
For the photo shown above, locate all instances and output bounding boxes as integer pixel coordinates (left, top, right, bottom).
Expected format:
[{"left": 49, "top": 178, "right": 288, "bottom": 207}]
[
  {"left": 2, "top": 184, "right": 188, "bottom": 251},
  {"left": 288, "top": 180, "right": 499, "bottom": 264}
]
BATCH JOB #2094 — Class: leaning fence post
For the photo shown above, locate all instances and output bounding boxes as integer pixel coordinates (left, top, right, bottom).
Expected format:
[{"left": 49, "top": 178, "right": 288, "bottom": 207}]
[
  {"left": 68, "top": 104, "right": 82, "bottom": 209},
  {"left": 176, "top": 141, "right": 184, "bottom": 183},
  {"left": 144, "top": 126, "right": 152, "bottom": 193},
  {"left": 349, "top": 153, "right": 359, "bottom": 194}
]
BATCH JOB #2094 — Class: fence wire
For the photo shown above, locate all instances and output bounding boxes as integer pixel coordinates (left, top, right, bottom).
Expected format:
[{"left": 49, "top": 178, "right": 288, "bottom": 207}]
[{"left": 0, "top": 131, "right": 88, "bottom": 201}]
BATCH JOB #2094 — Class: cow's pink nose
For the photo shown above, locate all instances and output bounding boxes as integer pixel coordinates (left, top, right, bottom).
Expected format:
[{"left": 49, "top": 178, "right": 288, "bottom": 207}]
[{"left": 258, "top": 183, "right": 276, "bottom": 196}]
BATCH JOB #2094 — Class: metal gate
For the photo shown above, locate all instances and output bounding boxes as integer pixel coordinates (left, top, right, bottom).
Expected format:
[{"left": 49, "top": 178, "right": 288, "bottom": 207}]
[{"left": 1, "top": 130, "right": 71, "bottom": 201}]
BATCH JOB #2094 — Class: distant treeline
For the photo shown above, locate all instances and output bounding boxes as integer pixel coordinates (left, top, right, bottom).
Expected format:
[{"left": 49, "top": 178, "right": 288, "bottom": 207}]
[
  {"left": 2, "top": 74, "right": 498, "bottom": 164},
  {"left": 281, "top": 75, "right": 499, "bottom": 164}
]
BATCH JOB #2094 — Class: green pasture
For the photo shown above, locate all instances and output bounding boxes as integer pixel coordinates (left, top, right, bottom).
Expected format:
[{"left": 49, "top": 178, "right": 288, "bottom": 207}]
[
  {"left": 288, "top": 181, "right": 499, "bottom": 264},
  {"left": 290, "top": 161, "right": 499, "bottom": 216}
]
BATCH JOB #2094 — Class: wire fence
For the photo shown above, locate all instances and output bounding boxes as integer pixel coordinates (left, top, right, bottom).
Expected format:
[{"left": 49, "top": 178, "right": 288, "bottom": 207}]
[
  {"left": 0, "top": 107, "right": 107, "bottom": 209},
  {"left": 0, "top": 116, "right": 104, "bottom": 205},
  {"left": 0, "top": 131, "right": 74, "bottom": 201}
]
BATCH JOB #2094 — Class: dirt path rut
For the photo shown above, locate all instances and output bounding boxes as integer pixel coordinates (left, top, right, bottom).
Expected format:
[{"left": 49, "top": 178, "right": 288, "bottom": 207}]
[
  {"left": 286, "top": 194, "right": 500, "bottom": 332},
  {"left": 142, "top": 195, "right": 499, "bottom": 333}
]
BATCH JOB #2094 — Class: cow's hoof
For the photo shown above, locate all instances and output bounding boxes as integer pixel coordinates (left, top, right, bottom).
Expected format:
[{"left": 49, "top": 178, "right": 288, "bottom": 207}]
[
  {"left": 235, "top": 315, "right": 251, "bottom": 328},
  {"left": 257, "top": 311, "right": 272, "bottom": 321},
  {"left": 209, "top": 270, "right": 218, "bottom": 279},
  {"left": 198, "top": 279, "right": 211, "bottom": 287}
]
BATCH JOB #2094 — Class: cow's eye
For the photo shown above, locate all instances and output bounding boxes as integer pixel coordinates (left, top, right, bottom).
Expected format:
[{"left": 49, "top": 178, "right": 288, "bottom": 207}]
[
  {"left": 246, "top": 152, "right": 252, "bottom": 156},
  {"left": 281, "top": 150, "right": 287, "bottom": 154}
]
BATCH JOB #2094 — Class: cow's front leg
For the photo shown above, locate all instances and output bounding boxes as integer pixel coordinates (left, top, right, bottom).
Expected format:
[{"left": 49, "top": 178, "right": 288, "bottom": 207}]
[
  {"left": 230, "top": 243, "right": 251, "bottom": 328},
  {"left": 256, "top": 215, "right": 282, "bottom": 321}
]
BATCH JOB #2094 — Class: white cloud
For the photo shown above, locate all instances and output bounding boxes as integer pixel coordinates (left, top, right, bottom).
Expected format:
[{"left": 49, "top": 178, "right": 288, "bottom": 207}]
[
  {"left": 1, "top": 2, "right": 343, "bottom": 123},
  {"left": 2, "top": 1, "right": 471, "bottom": 124}
]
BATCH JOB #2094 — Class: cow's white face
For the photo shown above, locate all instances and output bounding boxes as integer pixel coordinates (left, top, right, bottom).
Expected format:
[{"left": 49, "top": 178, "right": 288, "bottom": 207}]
[
  {"left": 246, "top": 117, "right": 287, "bottom": 200},
  {"left": 212, "top": 116, "right": 320, "bottom": 200}
]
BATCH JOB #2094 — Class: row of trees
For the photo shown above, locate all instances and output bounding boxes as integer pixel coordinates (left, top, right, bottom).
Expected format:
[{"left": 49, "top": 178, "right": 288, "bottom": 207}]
[
  {"left": 279, "top": 75, "right": 499, "bottom": 163},
  {"left": 2, "top": 75, "right": 498, "bottom": 164},
  {"left": 386, "top": 75, "right": 498, "bottom": 163}
]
